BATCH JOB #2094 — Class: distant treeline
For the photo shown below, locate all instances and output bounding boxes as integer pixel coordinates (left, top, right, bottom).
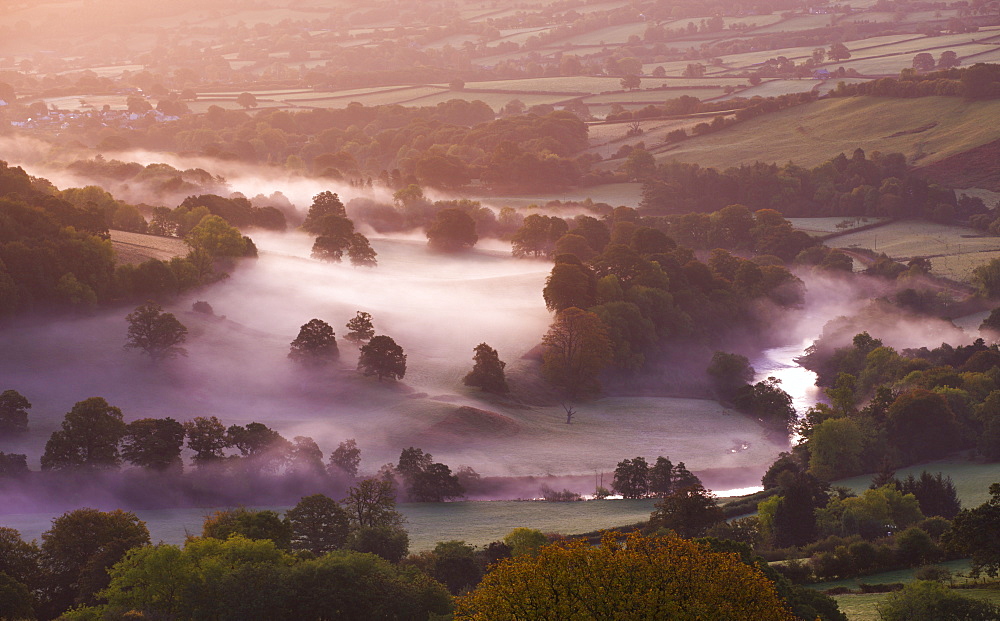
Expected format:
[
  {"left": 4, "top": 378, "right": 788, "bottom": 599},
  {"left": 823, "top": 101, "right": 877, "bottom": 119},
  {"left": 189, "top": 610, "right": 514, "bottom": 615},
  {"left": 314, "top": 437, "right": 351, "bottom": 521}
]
[
  {"left": 829, "top": 63, "right": 1000, "bottom": 100},
  {"left": 640, "top": 148, "right": 987, "bottom": 220}
]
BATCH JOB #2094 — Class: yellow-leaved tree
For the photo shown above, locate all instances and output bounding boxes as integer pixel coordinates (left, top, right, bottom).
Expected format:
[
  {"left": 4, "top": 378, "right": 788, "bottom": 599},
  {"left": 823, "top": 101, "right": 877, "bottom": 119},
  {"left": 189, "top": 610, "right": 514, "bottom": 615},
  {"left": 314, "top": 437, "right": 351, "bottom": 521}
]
[{"left": 455, "top": 531, "right": 795, "bottom": 621}]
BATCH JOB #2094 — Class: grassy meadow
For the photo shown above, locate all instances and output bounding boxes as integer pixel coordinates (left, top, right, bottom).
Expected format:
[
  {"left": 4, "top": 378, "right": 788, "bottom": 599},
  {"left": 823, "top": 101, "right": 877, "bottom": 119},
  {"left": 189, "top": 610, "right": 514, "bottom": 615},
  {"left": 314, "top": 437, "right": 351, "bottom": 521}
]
[{"left": 640, "top": 97, "right": 1000, "bottom": 171}]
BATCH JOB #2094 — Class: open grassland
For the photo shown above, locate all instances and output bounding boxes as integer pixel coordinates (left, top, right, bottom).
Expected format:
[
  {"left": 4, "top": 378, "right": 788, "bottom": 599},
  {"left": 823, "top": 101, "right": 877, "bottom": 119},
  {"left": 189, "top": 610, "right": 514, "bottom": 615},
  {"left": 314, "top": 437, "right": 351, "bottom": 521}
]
[
  {"left": 403, "top": 91, "right": 569, "bottom": 109},
  {"left": 553, "top": 22, "right": 649, "bottom": 46},
  {"left": 110, "top": 230, "right": 189, "bottom": 265},
  {"left": 786, "top": 217, "right": 888, "bottom": 235},
  {"left": 456, "top": 76, "right": 732, "bottom": 93},
  {"left": 827, "top": 220, "right": 1000, "bottom": 282},
  {"left": 834, "top": 458, "right": 1000, "bottom": 508},
  {"left": 816, "top": 559, "right": 974, "bottom": 592},
  {"left": 833, "top": 585, "right": 1000, "bottom": 620},
  {"left": 583, "top": 88, "right": 728, "bottom": 104},
  {"left": 645, "top": 97, "right": 1000, "bottom": 171},
  {"left": 747, "top": 14, "right": 836, "bottom": 34},
  {"left": 0, "top": 498, "right": 658, "bottom": 553},
  {"left": 716, "top": 79, "right": 818, "bottom": 100}
]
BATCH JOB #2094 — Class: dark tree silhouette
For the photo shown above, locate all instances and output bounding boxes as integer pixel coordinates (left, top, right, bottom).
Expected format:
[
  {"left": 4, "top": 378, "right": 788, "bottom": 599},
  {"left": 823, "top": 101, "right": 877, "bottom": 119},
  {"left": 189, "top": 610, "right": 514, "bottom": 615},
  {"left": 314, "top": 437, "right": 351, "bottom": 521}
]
[{"left": 358, "top": 335, "right": 406, "bottom": 381}]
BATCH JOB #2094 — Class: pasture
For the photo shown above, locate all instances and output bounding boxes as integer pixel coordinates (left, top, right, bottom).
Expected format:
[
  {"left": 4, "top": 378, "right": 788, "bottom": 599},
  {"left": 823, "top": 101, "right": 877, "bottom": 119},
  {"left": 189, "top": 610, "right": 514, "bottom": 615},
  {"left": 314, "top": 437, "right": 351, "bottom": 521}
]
[
  {"left": 827, "top": 220, "right": 1000, "bottom": 282},
  {"left": 786, "top": 217, "right": 888, "bottom": 235},
  {"left": 834, "top": 458, "right": 1000, "bottom": 509},
  {"left": 0, "top": 498, "right": 658, "bottom": 553},
  {"left": 641, "top": 96, "right": 1000, "bottom": 171}
]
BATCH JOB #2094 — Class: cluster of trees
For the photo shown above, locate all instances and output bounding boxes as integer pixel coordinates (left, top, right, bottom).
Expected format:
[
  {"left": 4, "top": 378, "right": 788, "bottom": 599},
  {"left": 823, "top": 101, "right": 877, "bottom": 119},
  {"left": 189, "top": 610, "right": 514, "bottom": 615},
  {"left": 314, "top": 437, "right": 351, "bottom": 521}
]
[
  {"left": 301, "top": 191, "right": 377, "bottom": 266},
  {"left": 831, "top": 63, "right": 1000, "bottom": 100},
  {"left": 0, "top": 160, "right": 261, "bottom": 317},
  {"left": 640, "top": 149, "right": 982, "bottom": 222},
  {"left": 533, "top": 205, "right": 806, "bottom": 396},
  {"left": 610, "top": 455, "right": 702, "bottom": 499},
  {"left": 708, "top": 352, "right": 798, "bottom": 433},
  {"left": 796, "top": 332, "right": 1000, "bottom": 472}
]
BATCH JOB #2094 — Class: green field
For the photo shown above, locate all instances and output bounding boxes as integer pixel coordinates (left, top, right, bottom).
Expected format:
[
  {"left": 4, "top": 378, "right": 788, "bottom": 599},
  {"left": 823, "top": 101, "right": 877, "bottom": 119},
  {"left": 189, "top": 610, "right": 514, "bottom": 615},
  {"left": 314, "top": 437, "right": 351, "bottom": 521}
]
[
  {"left": 716, "top": 79, "right": 817, "bottom": 100},
  {"left": 833, "top": 583, "right": 1000, "bottom": 620},
  {"left": 826, "top": 220, "right": 1000, "bottom": 282},
  {"left": 583, "top": 88, "right": 728, "bottom": 105},
  {"left": 641, "top": 96, "right": 1000, "bottom": 171},
  {"left": 0, "top": 498, "right": 658, "bottom": 553},
  {"left": 834, "top": 458, "right": 1000, "bottom": 508}
]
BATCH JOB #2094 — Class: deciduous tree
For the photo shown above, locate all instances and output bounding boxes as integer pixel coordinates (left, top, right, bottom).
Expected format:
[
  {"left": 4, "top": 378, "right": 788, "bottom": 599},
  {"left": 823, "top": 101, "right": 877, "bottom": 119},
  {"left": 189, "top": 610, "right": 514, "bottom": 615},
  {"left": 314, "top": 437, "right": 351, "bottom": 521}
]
[
  {"left": 183, "top": 416, "right": 230, "bottom": 464},
  {"left": 287, "top": 494, "right": 351, "bottom": 555},
  {"left": 541, "top": 307, "right": 613, "bottom": 396},
  {"left": 456, "top": 532, "right": 795, "bottom": 620},
  {"left": 124, "top": 302, "right": 188, "bottom": 361},
  {"left": 329, "top": 438, "right": 361, "bottom": 478},
  {"left": 41, "top": 397, "right": 126, "bottom": 470},
  {"left": 345, "top": 311, "right": 375, "bottom": 344},
  {"left": 121, "top": 417, "right": 186, "bottom": 471},
  {"left": 288, "top": 318, "right": 339, "bottom": 365},
  {"left": 426, "top": 208, "right": 478, "bottom": 252},
  {"left": 463, "top": 343, "right": 508, "bottom": 394},
  {"left": 0, "top": 389, "right": 30, "bottom": 434},
  {"left": 358, "top": 335, "right": 407, "bottom": 381}
]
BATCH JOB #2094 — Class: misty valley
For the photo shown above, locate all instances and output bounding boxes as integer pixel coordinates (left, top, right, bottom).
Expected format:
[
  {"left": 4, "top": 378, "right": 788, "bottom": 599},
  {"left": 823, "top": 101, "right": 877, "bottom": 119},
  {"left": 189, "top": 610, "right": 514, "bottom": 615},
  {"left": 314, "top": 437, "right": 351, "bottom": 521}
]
[{"left": 6, "top": 0, "right": 1000, "bottom": 618}]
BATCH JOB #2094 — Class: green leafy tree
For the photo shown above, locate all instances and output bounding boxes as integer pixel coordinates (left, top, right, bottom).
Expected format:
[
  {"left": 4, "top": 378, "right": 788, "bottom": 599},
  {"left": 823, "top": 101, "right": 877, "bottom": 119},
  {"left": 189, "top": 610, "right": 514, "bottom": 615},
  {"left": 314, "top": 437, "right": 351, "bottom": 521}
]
[
  {"left": 503, "top": 527, "right": 548, "bottom": 557},
  {"left": 186, "top": 214, "right": 247, "bottom": 257},
  {"left": 347, "top": 233, "right": 378, "bottom": 267},
  {"left": 0, "top": 389, "right": 30, "bottom": 434},
  {"left": 649, "top": 484, "right": 725, "bottom": 538},
  {"left": 0, "top": 572, "right": 33, "bottom": 620},
  {"left": 424, "top": 540, "right": 483, "bottom": 595},
  {"left": 345, "top": 525, "right": 410, "bottom": 563},
  {"left": 226, "top": 422, "right": 291, "bottom": 473},
  {"left": 541, "top": 307, "right": 613, "bottom": 397},
  {"left": 310, "top": 216, "right": 356, "bottom": 262},
  {"left": 0, "top": 527, "right": 40, "bottom": 593},
  {"left": 302, "top": 191, "right": 347, "bottom": 234},
  {"left": 612, "top": 457, "right": 649, "bottom": 498},
  {"left": 623, "top": 147, "right": 655, "bottom": 180},
  {"left": 886, "top": 389, "right": 959, "bottom": 462},
  {"left": 288, "top": 318, "right": 339, "bottom": 365},
  {"left": 287, "top": 494, "right": 351, "bottom": 555},
  {"left": 124, "top": 302, "right": 188, "bottom": 361},
  {"left": 620, "top": 73, "right": 641, "bottom": 91},
  {"left": 121, "top": 417, "right": 186, "bottom": 471},
  {"left": 426, "top": 208, "right": 478, "bottom": 252},
  {"left": 648, "top": 456, "right": 675, "bottom": 497},
  {"left": 236, "top": 92, "right": 258, "bottom": 109},
  {"left": 39, "top": 508, "right": 149, "bottom": 617},
  {"left": 344, "top": 311, "right": 374, "bottom": 344},
  {"left": 358, "top": 335, "right": 407, "bottom": 381},
  {"left": 202, "top": 507, "right": 292, "bottom": 549},
  {"left": 912, "top": 52, "right": 936, "bottom": 72},
  {"left": 463, "top": 343, "right": 509, "bottom": 394},
  {"left": 807, "top": 417, "right": 864, "bottom": 481},
  {"left": 396, "top": 447, "right": 464, "bottom": 502},
  {"left": 41, "top": 397, "right": 127, "bottom": 470},
  {"left": 945, "top": 483, "right": 1000, "bottom": 577},
  {"left": 183, "top": 416, "right": 230, "bottom": 464},
  {"left": 329, "top": 438, "right": 361, "bottom": 478},
  {"left": 707, "top": 351, "right": 755, "bottom": 398},
  {"left": 511, "top": 214, "right": 568, "bottom": 258},
  {"left": 90, "top": 536, "right": 450, "bottom": 620},
  {"left": 828, "top": 42, "right": 851, "bottom": 61},
  {"left": 543, "top": 261, "right": 596, "bottom": 312}
]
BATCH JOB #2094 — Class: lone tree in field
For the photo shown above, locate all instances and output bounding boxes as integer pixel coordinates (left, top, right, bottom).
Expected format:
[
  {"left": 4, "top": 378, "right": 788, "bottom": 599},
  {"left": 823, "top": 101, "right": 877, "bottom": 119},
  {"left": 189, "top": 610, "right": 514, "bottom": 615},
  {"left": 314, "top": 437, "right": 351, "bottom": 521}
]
[
  {"left": 358, "top": 335, "right": 406, "bottom": 381},
  {"left": 0, "top": 389, "right": 30, "bottom": 434},
  {"left": 236, "top": 92, "right": 258, "bottom": 109},
  {"left": 463, "top": 343, "right": 508, "bottom": 394},
  {"left": 345, "top": 311, "right": 375, "bottom": 345},
  {"left": 124, "top": 302, "right": 188, "bottom": 361},
  {"left": 288, "top": 319, "right": 339, "bottom": 365}
]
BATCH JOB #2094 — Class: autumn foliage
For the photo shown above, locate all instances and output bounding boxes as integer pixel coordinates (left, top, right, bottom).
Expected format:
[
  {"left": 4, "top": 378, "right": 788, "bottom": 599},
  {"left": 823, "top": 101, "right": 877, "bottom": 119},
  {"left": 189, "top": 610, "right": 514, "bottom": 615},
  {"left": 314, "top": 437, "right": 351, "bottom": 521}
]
[{"left": 455, "top": 531, "right": 795, "bottom": 620}]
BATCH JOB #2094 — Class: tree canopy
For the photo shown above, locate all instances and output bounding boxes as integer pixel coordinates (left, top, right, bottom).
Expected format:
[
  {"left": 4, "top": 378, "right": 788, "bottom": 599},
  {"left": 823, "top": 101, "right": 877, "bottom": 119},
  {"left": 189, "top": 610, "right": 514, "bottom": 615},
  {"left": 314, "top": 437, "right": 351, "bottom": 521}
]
[
  {"left": 124, "top": 302, "right": 188, "bottom": 361},
  {"left": 455, "top": 532, "right": 795, "bottom": 620},
  {"left": 358, "top": 335, "right": 406, "bottom": 381}
]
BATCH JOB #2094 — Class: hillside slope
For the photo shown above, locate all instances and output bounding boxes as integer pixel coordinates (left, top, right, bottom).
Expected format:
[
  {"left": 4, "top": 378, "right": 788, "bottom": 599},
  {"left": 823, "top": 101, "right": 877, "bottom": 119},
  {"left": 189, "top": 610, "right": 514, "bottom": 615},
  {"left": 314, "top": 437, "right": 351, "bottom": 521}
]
[{"left": 638, "top": 96, "right": 1000, "bottom": 171}]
